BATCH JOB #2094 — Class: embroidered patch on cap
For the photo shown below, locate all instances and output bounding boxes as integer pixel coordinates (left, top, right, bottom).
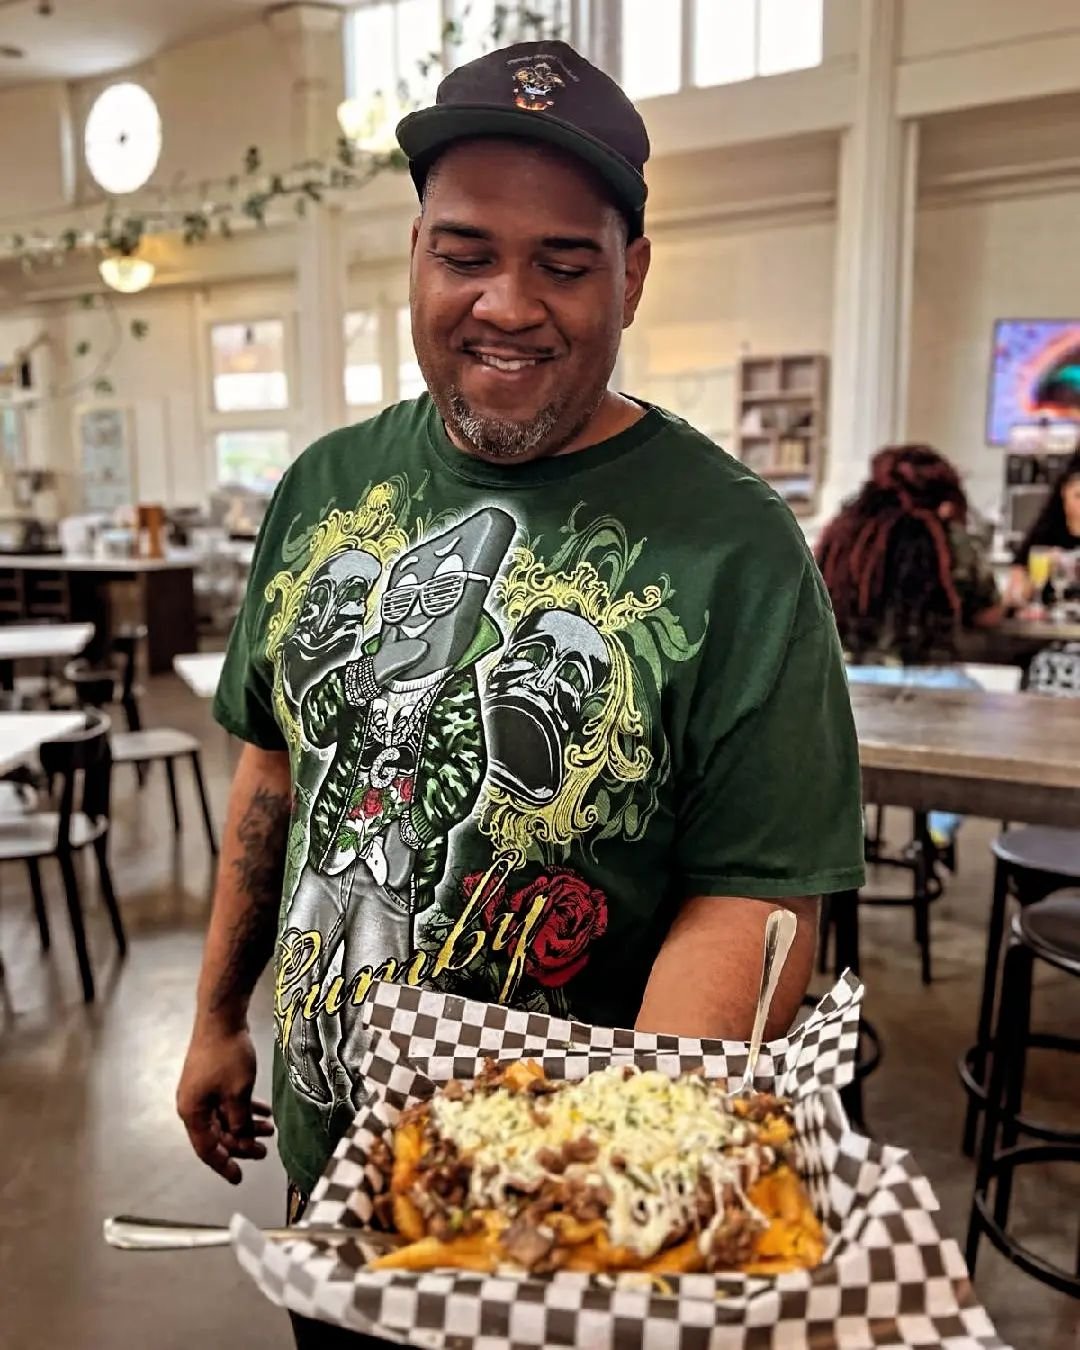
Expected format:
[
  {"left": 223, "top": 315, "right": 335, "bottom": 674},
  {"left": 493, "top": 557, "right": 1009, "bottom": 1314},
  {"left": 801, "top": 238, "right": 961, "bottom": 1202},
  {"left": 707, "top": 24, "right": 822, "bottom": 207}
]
[{"left": 510, "top": 57, "right": 566, "bottom": 111}]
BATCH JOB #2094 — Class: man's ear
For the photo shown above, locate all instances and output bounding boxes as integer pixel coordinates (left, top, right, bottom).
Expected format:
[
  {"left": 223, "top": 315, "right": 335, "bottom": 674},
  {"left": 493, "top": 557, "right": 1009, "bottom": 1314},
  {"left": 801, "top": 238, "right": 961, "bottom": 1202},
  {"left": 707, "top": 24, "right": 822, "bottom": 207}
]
[
  {"left": 622, "top": 236, "right": 651, "bottom": 330},
  {"left": 410, "top": 216, "right": 422, "bottom": 259}
]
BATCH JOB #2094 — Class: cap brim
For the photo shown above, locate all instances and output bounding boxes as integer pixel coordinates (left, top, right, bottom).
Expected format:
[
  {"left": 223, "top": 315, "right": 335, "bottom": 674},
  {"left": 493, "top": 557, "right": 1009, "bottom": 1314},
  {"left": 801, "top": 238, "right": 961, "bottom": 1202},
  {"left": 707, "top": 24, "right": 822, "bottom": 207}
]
[{"left": 396, "top": 104, "right": 647, "bottom": 220}]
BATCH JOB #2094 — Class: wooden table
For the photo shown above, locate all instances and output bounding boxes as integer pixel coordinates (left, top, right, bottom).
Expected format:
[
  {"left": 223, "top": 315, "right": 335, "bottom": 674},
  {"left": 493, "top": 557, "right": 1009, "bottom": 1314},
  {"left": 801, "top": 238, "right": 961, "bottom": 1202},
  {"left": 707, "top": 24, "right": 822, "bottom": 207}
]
[
  {"left": 0, "top": 622, "right": 94, "bottom": 691},
  {"left": 852, "top": 683, "right": 1080, "bottom": 828},
  {"left": 174, "top": 652, "right": 225, "bottom": 699},
  {"left": 960, "top": 616, "right": 1080, "bottom": 667},
  {"left": 838, "top": 683, "right": 1080, "bottom": 1124},
  {"left": 0, "top": 712, "right": 85, "bottom": 775},
  {"left": 0, "top": 554, "right": 198, "bottom": 675}
]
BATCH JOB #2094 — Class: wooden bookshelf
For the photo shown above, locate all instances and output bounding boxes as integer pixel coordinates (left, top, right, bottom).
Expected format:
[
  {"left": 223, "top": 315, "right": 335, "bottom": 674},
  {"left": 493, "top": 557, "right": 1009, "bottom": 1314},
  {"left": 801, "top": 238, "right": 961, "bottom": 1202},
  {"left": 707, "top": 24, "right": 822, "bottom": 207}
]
[{"left": 735, "top": 353, "right": 828, "bottom": 517}]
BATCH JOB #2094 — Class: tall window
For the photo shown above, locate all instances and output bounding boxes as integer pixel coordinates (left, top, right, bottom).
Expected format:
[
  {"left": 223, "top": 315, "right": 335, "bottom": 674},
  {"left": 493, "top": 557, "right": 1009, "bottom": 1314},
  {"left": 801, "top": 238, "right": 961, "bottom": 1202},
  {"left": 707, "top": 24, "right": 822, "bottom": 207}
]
[
  {"left": 210, "top": 320, "right": 289, "bottom": 413},
  {"left": 622, "top": 0, "right": 823, "bottom": 100},
  {"left": 344, "top": 0, "right": 572, "bottom": 110},
  {"left": 397, "top": 306, "right": 426, "bottom": 400},
  {"left": 214, "top": 430, "right": 291, "bottom": 494},
  {"left": 346, "top": 0, "right": 443, "bottom": 112},
  {"left": 344, "top": 310, "right": 383, "bottom": 407}
]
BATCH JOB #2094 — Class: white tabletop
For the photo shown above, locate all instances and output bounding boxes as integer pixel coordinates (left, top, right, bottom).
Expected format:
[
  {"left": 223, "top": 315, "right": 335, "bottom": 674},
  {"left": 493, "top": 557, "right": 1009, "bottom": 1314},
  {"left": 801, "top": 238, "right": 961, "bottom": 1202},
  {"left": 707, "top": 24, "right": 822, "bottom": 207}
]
[
  {"left": 0, "top": 551, "right": 197, "bottom": 572},
  {"left": 0, "top": 712, "right": 85, "bottom": 775},
  {"left": 174, "top": 651, "right": 225, "bottom": 698},
  {"left": 0, "top": 623, "right": 95, "bottom": 662}
]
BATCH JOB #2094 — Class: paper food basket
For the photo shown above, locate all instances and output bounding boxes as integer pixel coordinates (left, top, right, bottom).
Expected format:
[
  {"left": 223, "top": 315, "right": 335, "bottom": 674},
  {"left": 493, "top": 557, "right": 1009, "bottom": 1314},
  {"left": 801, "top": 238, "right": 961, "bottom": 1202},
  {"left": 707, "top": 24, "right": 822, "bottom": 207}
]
[{"left": 231, "top": 974, "right": 1009, "bottom": 1349}]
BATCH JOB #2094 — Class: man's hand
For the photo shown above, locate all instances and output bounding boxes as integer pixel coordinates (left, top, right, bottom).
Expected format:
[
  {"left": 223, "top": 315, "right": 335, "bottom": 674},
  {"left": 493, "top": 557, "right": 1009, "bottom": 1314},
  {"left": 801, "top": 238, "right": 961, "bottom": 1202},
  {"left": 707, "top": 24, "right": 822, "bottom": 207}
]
[
  {"left": 177, "top": 743, "right": 291, "bottom": 1183},
  {"left": 177, "top": 1024, "right": 274, "bottom": 1185}
]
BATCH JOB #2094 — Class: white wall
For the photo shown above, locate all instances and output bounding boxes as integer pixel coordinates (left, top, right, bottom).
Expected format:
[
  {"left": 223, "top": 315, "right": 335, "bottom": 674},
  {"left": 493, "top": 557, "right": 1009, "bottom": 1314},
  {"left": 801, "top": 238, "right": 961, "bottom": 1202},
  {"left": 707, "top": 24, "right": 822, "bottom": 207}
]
[
  {"left": 0, "top": 23, "right": 303, "bottom": 228},
  {"left": 900, "top": 0, "right": 1080, "bottom": 58},
  {"left": 623, "top": 215, "right": 836, "bottom": 447},
  {"left": 907, "top": 187, "right": 1080, "bottom": 517},
  {"left": 0, "top": 274, "right": 303, "bottom": 511},
  {"left": 6, "top": 0, "right": 1080, "bottom": 519}
]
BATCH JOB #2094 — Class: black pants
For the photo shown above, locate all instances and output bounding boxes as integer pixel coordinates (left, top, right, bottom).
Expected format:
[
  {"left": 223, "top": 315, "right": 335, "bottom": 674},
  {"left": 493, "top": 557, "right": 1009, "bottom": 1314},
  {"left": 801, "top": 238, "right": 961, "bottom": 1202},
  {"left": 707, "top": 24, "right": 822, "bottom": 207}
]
[
  {"left": 287, "top": 1186, "right": 394, "bottom": 1349},
  {"left": 290, "top": 1311, "right": 391, "bottom": 1349}
]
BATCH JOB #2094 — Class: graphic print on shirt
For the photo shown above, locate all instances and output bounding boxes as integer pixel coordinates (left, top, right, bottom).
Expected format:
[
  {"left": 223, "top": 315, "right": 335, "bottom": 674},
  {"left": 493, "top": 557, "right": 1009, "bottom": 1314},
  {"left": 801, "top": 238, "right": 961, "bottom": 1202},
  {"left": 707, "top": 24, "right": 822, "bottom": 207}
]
[{"left": 267, "top": 480, "right": 704, "bottom": 1110}]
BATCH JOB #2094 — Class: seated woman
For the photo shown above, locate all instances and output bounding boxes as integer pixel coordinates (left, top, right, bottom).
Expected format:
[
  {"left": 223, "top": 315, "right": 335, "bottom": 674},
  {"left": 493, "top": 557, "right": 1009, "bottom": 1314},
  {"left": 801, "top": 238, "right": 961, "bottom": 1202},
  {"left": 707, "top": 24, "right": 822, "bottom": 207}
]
[
  {"left": 815, "top": 444, "right": 1002, "bottom": 849},
  {"left": 1006, "top": 452, "right": 1080, "bottom": 608}
]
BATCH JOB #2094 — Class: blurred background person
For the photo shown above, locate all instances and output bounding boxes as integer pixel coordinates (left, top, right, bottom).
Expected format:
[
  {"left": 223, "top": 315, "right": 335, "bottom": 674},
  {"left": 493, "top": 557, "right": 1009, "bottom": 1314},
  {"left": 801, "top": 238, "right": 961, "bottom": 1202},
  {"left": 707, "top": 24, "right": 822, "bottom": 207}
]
[
  {"left": 1005, "top": 451, "right": 1080, "bottom": 607},
  {"left": 816, "top": 444, "right": 1003, "bottom": 850}
]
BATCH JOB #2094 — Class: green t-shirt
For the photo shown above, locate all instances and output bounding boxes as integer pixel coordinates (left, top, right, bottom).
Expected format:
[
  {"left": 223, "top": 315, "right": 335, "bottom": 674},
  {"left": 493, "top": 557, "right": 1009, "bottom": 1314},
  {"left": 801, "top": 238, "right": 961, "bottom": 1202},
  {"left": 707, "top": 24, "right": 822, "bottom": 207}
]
[{"left": 213, "top": 395, "right": 865, "bottom": 1194}]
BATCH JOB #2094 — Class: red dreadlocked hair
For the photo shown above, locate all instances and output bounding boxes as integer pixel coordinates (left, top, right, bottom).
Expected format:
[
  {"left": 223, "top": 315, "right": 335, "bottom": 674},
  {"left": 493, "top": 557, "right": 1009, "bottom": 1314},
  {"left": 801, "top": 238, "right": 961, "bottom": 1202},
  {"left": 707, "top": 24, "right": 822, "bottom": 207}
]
[{"left": 816, "top": 445, "right": 969, "bottom": 654}]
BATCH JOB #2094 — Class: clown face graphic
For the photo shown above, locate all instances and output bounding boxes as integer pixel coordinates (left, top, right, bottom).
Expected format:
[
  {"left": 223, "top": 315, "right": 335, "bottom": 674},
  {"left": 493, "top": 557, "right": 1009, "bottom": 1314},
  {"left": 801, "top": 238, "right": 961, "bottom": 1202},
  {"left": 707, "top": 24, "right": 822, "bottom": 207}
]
[
  {"left": 282, "top": 549, "right": 382, "bottom": 700},
  {"left": 485, "top": 607, "right": 610, "bottom": 805}
]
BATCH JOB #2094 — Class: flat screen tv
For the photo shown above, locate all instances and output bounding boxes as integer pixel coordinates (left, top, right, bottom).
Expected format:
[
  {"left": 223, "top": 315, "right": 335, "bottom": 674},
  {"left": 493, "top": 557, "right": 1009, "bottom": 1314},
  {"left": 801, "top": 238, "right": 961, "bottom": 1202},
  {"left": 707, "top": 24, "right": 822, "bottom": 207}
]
[{"left": 987, "top": 319, "right": 1080, "bottom": 445}]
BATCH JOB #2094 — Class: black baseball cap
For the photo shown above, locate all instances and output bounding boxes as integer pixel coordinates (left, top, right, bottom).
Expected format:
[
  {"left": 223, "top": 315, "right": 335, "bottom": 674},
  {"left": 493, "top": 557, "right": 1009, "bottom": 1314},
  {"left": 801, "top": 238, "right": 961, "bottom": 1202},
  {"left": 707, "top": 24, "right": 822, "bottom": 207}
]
[{"left": 396, "top": 40, "right": 650, "bottom": 238}]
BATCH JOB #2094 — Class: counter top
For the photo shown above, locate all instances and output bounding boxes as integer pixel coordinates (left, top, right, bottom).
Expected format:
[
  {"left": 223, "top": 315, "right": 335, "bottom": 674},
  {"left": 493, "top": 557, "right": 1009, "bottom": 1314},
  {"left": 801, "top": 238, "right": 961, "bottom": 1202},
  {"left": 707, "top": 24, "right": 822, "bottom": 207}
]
[{"left": 0, "top": 552, "right": 198, "bottom": 572}]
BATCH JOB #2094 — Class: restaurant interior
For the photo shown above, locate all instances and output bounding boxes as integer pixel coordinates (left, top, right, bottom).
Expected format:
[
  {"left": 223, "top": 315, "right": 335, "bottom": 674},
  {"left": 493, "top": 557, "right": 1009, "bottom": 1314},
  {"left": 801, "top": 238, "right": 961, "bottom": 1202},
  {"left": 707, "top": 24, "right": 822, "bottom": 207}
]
[{"left": 1, "top": 2, "right": 1079, "bottom": 1347}]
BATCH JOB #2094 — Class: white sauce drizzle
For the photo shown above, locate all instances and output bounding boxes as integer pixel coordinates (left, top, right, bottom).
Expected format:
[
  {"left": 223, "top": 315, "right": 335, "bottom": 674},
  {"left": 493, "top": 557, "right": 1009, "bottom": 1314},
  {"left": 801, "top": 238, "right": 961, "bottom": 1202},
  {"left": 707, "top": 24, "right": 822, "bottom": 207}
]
[{"left": 429, "top": 1067, "right": 776, "bottom": 1258}]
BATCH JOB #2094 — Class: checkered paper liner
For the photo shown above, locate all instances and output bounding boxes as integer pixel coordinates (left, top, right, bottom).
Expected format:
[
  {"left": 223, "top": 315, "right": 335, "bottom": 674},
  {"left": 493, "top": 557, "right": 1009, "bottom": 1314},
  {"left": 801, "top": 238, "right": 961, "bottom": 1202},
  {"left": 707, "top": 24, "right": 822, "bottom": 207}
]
[{"left": 232, "top": 974, "right": 1008, "bottom": 1348}]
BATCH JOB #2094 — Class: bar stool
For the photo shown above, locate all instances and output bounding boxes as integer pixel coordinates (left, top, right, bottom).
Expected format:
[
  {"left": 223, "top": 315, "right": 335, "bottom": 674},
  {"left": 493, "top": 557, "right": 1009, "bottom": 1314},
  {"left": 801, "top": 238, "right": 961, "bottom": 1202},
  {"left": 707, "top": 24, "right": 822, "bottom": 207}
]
[
  {"left": 821, "top": 810, "right": 944, "bottom": 986},
  {"left": 965, "top": 888, "right": 1080, "bottom": 1297},
  {"left": 959, "top": 826, "right": 1080, "bottom": 1156}
]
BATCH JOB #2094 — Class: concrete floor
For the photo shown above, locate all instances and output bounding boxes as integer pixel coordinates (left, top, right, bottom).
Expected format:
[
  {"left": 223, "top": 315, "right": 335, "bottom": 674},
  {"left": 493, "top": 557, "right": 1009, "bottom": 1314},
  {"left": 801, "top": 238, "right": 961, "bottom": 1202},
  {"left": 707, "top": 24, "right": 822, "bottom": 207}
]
[{"left": 0, "top": 676, "right": 1077, "bottom": 1350}]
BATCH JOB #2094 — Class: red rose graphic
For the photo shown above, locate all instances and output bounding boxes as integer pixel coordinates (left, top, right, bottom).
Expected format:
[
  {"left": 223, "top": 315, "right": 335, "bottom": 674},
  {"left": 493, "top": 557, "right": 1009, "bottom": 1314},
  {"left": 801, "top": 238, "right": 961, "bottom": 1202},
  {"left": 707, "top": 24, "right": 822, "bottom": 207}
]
[
  {"left": 522, "top": 871, "right": 608, "bottom": 987},
  {"left": 395, "top": 776, "right": 414, "bottom": 804},
  {"left": 361, "top": 788, "right": 384, "bottom": 818},
  {"left": 465, "top": 868, "right": 608, "bottom": 989}
]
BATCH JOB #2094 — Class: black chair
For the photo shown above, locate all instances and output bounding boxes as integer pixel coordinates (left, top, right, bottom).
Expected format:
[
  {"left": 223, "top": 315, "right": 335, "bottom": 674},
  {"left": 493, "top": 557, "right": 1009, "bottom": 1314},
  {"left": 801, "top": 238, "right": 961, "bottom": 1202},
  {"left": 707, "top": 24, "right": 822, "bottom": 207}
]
[
  {"left": 62, "top": 622, "right": 145, "bottom": 731},
  {"left": 63, "top": 639, "right": 218, "bottom": 856},
  {"left": 0, "top": 711, "right": 126, "bottom": 1002},
  {"left": 959, "top": 826, "right": 1080, "bottom": 1156},
  {"left": 965, "top": 888, "right": 1080, "bottom": 1297}
]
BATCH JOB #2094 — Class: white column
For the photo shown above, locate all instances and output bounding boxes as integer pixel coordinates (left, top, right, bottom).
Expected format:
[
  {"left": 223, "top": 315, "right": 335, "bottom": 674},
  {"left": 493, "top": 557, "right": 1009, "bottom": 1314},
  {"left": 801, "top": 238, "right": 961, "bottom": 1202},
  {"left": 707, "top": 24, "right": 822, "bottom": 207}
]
[
  {"left": 894, "top": 120, "right": 920, "bottom": 442},
  {"left": 822, "top": 0, "right": 914, "bottom": 517},
  {"left": 269, "top": 3, "right": 349, "bottom": 448},
  {"left": 297, "top": 206, "right": 349, "bottom": 445}
]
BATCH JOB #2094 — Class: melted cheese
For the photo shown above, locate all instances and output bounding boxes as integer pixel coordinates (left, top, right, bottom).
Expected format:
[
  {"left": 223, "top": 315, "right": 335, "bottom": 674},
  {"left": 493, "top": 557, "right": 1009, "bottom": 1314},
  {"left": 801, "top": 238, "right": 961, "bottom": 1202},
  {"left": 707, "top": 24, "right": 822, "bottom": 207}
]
[{"left": 430, "top": 1067, "right": 773, "bottom": 1257}]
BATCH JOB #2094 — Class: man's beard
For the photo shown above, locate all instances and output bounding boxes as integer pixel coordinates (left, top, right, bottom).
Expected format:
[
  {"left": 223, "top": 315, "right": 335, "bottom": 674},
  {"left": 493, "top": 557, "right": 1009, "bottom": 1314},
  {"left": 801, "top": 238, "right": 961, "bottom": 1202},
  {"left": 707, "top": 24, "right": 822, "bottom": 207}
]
[{"left": 443, "top": 386, "right": 601, "bottom": 463}]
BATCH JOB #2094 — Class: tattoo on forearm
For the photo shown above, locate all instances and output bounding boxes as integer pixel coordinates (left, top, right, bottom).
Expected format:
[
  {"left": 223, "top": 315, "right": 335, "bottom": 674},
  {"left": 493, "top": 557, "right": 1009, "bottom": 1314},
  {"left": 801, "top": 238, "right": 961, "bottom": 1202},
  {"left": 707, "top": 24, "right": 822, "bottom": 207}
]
[
  {"left": 209, "top": 785, "right": 291, "bottom": 1013},
  {"left": 231, "top": 785, "right": 291, "bottom": 903}
]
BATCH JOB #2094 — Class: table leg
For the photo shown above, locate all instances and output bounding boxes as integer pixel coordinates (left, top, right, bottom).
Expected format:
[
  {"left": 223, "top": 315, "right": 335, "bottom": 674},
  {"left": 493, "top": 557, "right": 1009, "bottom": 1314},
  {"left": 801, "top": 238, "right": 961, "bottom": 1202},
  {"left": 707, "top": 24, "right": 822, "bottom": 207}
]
[
  {"left": 831, "top": 889, "right": 866, "bottom": 1127},
  {"left": 832, "top": 888, "right": 861, "bottom": 976},
  {"left": 143, "top": 570, "right": 198, "bottom": 675}
]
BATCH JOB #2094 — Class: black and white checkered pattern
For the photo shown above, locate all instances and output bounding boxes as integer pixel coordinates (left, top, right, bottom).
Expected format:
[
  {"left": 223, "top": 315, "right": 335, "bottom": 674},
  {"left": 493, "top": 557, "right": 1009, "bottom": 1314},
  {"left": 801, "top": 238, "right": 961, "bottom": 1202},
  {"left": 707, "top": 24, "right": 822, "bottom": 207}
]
[{"left": 231, "top": 975, "right": 1009, "bottom": 1348}]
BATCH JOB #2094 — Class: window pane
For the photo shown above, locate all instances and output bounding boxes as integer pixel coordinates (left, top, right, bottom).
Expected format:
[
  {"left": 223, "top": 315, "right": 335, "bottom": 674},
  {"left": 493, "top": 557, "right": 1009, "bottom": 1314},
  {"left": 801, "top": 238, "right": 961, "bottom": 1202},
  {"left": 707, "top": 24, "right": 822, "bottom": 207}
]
[
  {"left": 347, "top": 0, "right": 440, "bottom": 107},
  {"left": 694, "top": 0, "right": 756, "bottom": 87},
  {"left": 758, "top": 0, "right": 823, "bottom": 76},
  {"left": 0, "top": 405, "right": 24, "bottom": 470},
  {"left": 215, "top": 430, "right": 291, "bottom": 494},
  {"left": 210, "top": 320, "right": 288, "bottom": 413},
  {"left": 394, "top": 0, "right": 443, "bottom": 105},
  {"left": 347, "top": 2, "right": 395, "bottom": 104},
  {"left": 447, "top": 0, "right": 497, "bottom": 65},
  {"left": 344, "top": 310, "right": 383, "bottom": 406},
  {"left": 397, "top": 306, "right": 425, "bottom": 400},
  {"left": 621, "top": 0, "right": 681, "bottom": 100},
  {"left": 447, "top": 0, "right": 564, "bottom": 63}
]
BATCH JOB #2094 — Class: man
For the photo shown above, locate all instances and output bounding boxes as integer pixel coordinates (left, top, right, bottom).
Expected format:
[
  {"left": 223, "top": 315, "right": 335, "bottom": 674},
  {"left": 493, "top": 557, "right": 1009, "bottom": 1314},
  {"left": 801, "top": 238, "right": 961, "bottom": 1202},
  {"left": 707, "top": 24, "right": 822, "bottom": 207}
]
[{"left": 178, "top": 39, "right": 864, "bottom": 1348}]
